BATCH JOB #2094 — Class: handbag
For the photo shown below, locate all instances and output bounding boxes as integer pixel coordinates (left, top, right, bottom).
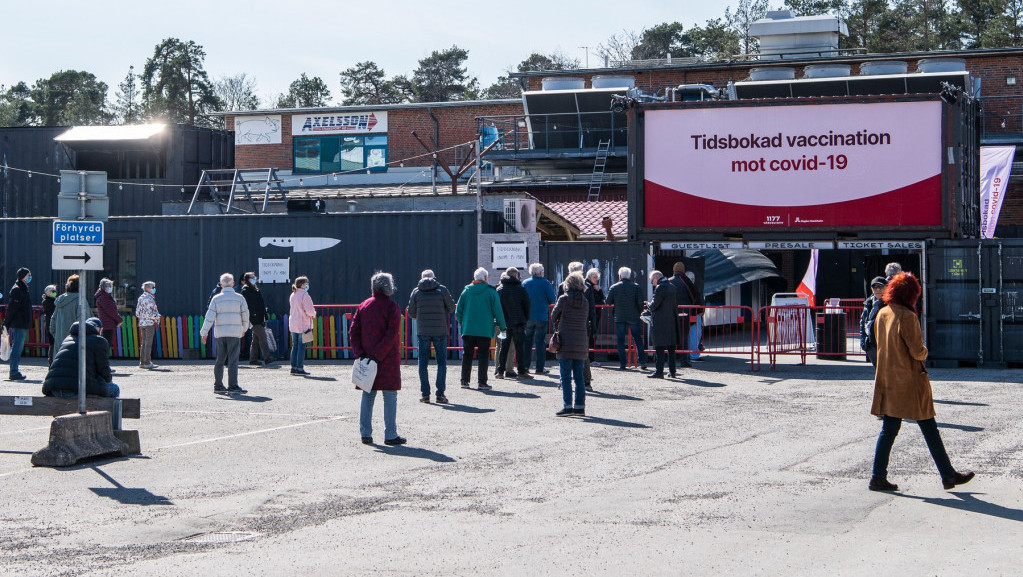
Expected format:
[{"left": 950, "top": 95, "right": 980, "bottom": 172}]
[
  {"left": 0, "top": 327, "right": 10, "bottom": 362},
  {"left": 265, "top": 327, "right": 277, "bottom": 353},
  {"left": 546, "top": 331, "right": 561, "bottom": 354},
  {"left": 302, "top": 329, "right": 314, "bottom": 344},
  {"left": 352, "top": 356, "right": 378, "bottom": 392}
]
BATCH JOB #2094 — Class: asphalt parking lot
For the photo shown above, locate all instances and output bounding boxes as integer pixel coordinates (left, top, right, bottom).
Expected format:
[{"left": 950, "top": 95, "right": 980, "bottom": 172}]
[{"left": 1, "top": 354, "right": 1021, "bottom": 576}]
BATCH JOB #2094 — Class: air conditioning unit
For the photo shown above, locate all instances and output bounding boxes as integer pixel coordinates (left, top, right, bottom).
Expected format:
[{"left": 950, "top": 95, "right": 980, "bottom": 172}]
[{"left": 503, "top": 199, "right": 536, "bottom": 233}]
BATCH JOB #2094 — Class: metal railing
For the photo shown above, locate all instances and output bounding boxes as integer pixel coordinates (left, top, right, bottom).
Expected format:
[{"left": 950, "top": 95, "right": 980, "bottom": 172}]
[{"left": 477, "top": 111, "right": 627, "bottom": 155}]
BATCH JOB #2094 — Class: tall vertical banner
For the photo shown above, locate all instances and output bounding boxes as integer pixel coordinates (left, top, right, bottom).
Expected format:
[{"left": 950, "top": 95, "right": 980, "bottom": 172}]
[
  {"left": 980, "top": 146, "right": 1016, "bottom": 239},
  {"left": 796, "top": 249, "right": 818, "bottom": 308}
]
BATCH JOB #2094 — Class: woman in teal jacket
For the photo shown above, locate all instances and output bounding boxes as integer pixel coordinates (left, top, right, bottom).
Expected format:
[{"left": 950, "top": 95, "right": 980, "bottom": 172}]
[{"left": 455, "top": 267, "right": 506, "bottom": 391}]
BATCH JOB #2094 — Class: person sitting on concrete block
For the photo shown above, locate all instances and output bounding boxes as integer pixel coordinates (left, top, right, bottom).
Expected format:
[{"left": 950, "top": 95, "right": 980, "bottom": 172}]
[{"left": 42, "top": 317, "right": 119, "bottom": 398}]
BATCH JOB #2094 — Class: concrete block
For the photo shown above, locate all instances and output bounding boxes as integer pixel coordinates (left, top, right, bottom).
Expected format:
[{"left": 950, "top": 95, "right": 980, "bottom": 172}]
[
  {"left": 113, "top": 430, "right": 141, "bottom": 455},
  {"left": 31, "top": 412, "right": 130, "bottom": 467}
]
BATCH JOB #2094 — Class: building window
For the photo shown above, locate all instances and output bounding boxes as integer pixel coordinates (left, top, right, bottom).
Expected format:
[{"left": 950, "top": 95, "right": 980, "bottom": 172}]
[{"left": 293, "top": 135, "right": 388, "bottom": 173}]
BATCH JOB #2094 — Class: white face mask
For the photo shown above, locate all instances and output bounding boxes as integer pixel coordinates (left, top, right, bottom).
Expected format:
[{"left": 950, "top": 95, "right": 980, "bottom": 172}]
[{"left": 105, "top": 287, "right": 113, "bottom": 294}]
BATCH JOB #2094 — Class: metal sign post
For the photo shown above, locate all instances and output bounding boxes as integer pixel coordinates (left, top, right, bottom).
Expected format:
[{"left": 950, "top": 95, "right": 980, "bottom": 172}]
[{"left": 54, "top": 171, "right": 108, "bottom": 414}]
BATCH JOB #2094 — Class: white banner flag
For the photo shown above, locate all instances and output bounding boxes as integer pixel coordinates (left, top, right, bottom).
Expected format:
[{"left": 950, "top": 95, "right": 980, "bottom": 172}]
[{"left": 980, "top": 146, "right": 1016, "bottom": 239}]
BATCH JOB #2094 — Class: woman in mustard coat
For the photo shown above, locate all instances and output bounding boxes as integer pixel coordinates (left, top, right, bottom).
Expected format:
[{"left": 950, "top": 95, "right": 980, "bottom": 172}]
[{"left": 869, "top": 272, "right": 975, "bottom": 492}]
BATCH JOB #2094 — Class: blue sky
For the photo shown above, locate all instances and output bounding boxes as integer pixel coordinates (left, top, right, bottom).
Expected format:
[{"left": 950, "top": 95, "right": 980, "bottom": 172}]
[{"left": 2, "top": 0, "right": 739, "bottom": 105}]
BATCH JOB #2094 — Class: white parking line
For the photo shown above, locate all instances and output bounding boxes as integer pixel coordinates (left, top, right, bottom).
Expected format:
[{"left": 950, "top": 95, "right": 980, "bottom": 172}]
[{"left": 153, "top": 416, "right": 348, "bottom": 450}]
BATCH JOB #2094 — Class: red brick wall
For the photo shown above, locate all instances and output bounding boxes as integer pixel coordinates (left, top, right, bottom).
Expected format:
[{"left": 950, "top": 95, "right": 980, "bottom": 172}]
[
  {"left": 999, "top": 181, "right": 1023, "bottom": 230},
  {"left": 227, "top": 102, "right": 523, "bottom": 171}
]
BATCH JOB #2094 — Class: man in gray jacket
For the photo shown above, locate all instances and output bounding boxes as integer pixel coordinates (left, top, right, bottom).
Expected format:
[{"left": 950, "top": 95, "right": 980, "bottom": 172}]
[
  {"left": 605, "top": 267, "right": 647, "bottom": 370},
  {"left": 407, "top": 269, "right": 455, "bottom": 403},
  {"left": 200, "top": 273, "right": 250, "bottom": 395}
]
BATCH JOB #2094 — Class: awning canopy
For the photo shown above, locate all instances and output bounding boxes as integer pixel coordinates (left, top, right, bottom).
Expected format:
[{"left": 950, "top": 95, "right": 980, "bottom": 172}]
[{"left": 690, "top": 249, "right": 783, "bottom": 295}]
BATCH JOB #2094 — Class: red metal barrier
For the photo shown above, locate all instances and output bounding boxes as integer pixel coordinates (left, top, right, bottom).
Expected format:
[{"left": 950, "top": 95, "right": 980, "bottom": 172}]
[
  {"left": 758, "top": 305, "right": 810, "bottom": 370},
  {"left": 681, "top": 305, "right": 757, "bottom": 369}
]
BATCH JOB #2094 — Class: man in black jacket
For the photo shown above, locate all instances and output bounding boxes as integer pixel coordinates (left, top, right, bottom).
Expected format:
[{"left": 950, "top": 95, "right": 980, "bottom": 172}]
[
  {"left": 669, "top": 262, "right": 699, "bottom": 368},
  {"left": 407, "top": 269, "right": 455, "bottom": 403},
  {"left": 606, "top": 267, "right": 647, "bottom": 370},
  {"left": 240, "top": 272, "right": 274, "bottom": 366},
  {"left": 860, "top": 276, "right": 888, "bottom": 367},
  {"left": 496, "top": 267, "right": 531, "bottom": 379},
  {"left": 42, "top": 318, "right": 119, "bottom": 398},
  {"left": 4, "top": 267, "right": 34, "bottom": 380}
]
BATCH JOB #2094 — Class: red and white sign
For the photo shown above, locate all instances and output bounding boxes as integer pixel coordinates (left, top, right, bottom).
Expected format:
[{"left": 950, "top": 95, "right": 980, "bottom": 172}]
[
  {"left": 643, "top": 101, "right": 943, "bottom": 229},
  {"left": 292, "top": 111, "right": 387, "bottom": 136}
]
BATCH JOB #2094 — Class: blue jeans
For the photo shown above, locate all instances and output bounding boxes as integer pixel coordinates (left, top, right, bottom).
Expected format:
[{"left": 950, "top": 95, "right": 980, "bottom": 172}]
[
  {"left": 615, "top": 321, "right": 646, "bottom": 367},
  {"left": 417, "top": 335, "right": 448, "bottom": 396},
  {"left": 524, "top": 320, "right": 549, "bottom": 372},
  {"left": 290, "top": 332, "right": 306, "bottom": 370},
  {"left": 52, "top": 382, "right": 119, "bottom": 398},
  {"left": 360, "top": 389, "right": 397, "bottom": 440},
  {"left": 872, "top": 416, "right": 955, "bottom": 479},
  {"left": 559, "top": 358, "right": 586, "bottom": 409},
  {"left": 689, "top": 316, "right": 703, "bottom": 360},
  {"left": 8, "top": 327, "right": 27, "bottom": 377}
]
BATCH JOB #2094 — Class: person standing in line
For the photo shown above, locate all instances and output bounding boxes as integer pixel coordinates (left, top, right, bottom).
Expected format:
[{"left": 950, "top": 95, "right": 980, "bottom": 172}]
[
  {"left": 50, "top": 275, "right": 81, "bottom": 358},
  {"left": 208, "top": 281, "right": 222, "bottom": 307},
  {"left": 586, "top": 268, "right": 605, "bottom": 369},
  {"left": 94, "top": 278, "right": 122, "bottom": 357},
  {"left": 351, "top": 272, "right": 406, "bottom": 446},
  {"left": 455, "top": 267, "right": 506, "bottom": 391},
  {"left": 288, "top": 276, "right": 316, "bottom": 376},
  {"left": 860, "top": 276, "right": 888, "bottom": 367},
  {"left": 868, "top": 272, "right": 974, "bottom": 492},
  {"left": 43, "top": 318, "right": 119, "bottom": 398},
  {"left": 200, "top": 273, "right": 250, "bottom": 395},
  {"left": 240, "top": 273, "right": 274, "bottom": 367},
  {"left": 685, "top": 271, "right": 706, "bottom": 362},
  {"left": 136, "top": 281, "right": 161, "bottom": 370},
  {"left": 606, "top": 267, "right": 647, "bottom": 370},
  {"left": 522, "top": 263, "right": 556, "bottom": 375},
  {"left": 647, "top": 270, "right": 679, "bottom": 379},
  {"left": 496, "top": 267, "right": 530, "bottom": 380},
  {"left": 42, "top": 284, "right": 57, "bottom": 365},
  {"left": 407, "top": 269, "right": 455, "bottom": 404},
  {"left": 668, "top": 262, "right": 698, "bottom": 369},
  {"left": 550, "top": 272, "right": 591, "bottom": 417},
  {"left": 559, "top": 262, "right": 597, "bottom": 389},
  {"left": 4, "top": 267, "right": 34, "bottom": 380},
  {"left": 884, "top": 262, "right": 903, "bottom": 281}
]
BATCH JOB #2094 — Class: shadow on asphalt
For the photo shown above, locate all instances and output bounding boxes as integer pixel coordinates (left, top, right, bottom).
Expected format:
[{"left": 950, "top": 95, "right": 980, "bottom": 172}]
[
  {"left": 88, "top": 465, "right": 173, "bottom": 506},
  {"left": 895, "top": 491, "right": 1023, "bottom": 522},
  {"left": 934, "top": 399, "right": 989, "bottom": 407},
  {"left": 936, "top": 422, "right": 985, "bottom": 432},
  {"left": 375, "top": 445, "right": 456, "bottom": 462},
  {"left": 300, "top": 375, "right": 337, "bottom": 382},
  {"left": 0, "top": 450, "right": 33, "bottom": 455},
  {"left": 479, "top": 390, "right": 540, "bottom": 399},
  {"left": 587, "top": 391, "right": 644, "bottom": 401},
  {"left": 673, "top": 378, "right": 726, "bottom": 388},
  {"left": 217, "top": 394, "right": 273, "bottom": 403},
  {"left": 578, "top": 416, "right": 650, "bottom": 429},
  {"left": 437, "top": 403, "right": 496, "bottom": 414}
]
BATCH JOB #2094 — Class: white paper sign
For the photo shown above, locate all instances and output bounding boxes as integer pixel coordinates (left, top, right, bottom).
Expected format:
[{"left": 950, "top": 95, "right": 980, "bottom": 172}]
[
  {"left": 259, "top": 258, "right": 290, "bottom": 284},
  {"left": 13, "top": 396, "right": 33, "bottom": 406},
  {"left": 492, "top": 242, "right": 528, "bottom": 270},
  {"left": 234, "top": 115, "right": 282, "bottom": 145}
]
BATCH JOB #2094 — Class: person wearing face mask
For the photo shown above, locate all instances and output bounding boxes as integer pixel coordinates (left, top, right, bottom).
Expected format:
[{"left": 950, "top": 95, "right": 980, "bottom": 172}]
[
  {"left": 4, "top": 267, "right": 35, "bottom": 380},
  {"left": 288, "top": 276, "right": 315, "bottom": 375},
  {"left": 50, "top": 275, "right": 81, "bottom": 365},
  {"left": 94, "top": 278, "right": 122, "bottom": 356},
  {"left": 42, "top": 284, "right": 57, "bottom": 364},
  {"left": 136, "top": 281, "right": 161, "bottom": 370},
  {"left": 240, "top": 272, "right": 273, "bottom": 367}
]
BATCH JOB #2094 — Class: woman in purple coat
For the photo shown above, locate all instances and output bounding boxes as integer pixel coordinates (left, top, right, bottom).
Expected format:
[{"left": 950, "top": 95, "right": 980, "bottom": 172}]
[
  {"left": 351, "top": 272, "right": 406, "bottom": 446},
  {"left": 94, "top": 278, "right": 121, "bottom": 356}
]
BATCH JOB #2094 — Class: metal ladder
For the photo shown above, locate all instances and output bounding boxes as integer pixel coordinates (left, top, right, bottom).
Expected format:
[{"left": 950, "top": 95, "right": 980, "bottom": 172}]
[
  {"left": 586, "top": 140, "right": 610, "bottom": 201},
  {"left": 187, "top": 168, "right": 288, "bottom": 214}
]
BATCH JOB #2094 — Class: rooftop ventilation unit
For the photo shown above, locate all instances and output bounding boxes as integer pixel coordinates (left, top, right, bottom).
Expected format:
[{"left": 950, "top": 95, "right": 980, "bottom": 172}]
[{"left": 504, "top": 199, "right": 536, "bottom": 233}]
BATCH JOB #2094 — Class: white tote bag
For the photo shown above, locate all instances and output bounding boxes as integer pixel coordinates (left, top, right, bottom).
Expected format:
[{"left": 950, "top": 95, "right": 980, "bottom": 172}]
[
  {"left": 0, "top": 327, "right": 10, "bottom": 362},
  {"left": 352, "top": 357, "right": 378, "bottom": 392}
]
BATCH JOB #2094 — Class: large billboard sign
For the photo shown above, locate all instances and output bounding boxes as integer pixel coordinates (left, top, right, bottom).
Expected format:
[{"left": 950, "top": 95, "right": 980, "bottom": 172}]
[
  {"left": 291, "top": 111, "right": 387, "bottom": 136},
  {"left": 642, "top": 101, "right": 943, "bottom": 230}
]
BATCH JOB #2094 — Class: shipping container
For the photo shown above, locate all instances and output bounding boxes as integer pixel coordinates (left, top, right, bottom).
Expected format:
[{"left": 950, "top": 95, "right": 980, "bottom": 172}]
[
  {"left": 628, "top": 94, "right": 979, "bottom": 240},
  {"left": 0, "top": 210, "right": 477, "bottom": 317}
]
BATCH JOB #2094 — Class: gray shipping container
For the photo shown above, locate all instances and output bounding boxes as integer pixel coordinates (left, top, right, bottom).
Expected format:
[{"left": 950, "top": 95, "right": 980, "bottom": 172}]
[
  {"left": 0, "top": 211, "right": 478, "bottom": 317},
  {"left": 541, "top": 241, "right": 650, "bottom": 291}
]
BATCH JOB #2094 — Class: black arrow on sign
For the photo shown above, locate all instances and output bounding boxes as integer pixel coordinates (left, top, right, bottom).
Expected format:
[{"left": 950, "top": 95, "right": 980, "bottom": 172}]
[{"left": 65, "top": 252, "right": 92, "bottom": 264}]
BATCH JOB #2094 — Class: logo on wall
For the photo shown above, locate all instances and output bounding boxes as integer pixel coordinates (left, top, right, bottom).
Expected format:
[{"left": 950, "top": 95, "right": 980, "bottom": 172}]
[
  {"left": 260, "top": 237, "right": 340, "bottom": 253},
  {"left": 292, "top": 111, "right": 387, "bottom": 136},
  {"left": 235, "top": 115, "right": 282, "bottom": 145}
]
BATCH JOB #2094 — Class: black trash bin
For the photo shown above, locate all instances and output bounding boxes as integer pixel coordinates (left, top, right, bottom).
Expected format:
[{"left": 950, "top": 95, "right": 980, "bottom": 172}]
[{"left": 816, "top": 311, "right": 847, "bottom": 361}]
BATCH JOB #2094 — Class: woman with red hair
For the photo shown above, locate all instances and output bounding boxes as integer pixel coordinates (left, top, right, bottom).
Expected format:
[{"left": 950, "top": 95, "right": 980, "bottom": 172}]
[{"left": 868, "top": 272, "right": 975, "bottom": 492}]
